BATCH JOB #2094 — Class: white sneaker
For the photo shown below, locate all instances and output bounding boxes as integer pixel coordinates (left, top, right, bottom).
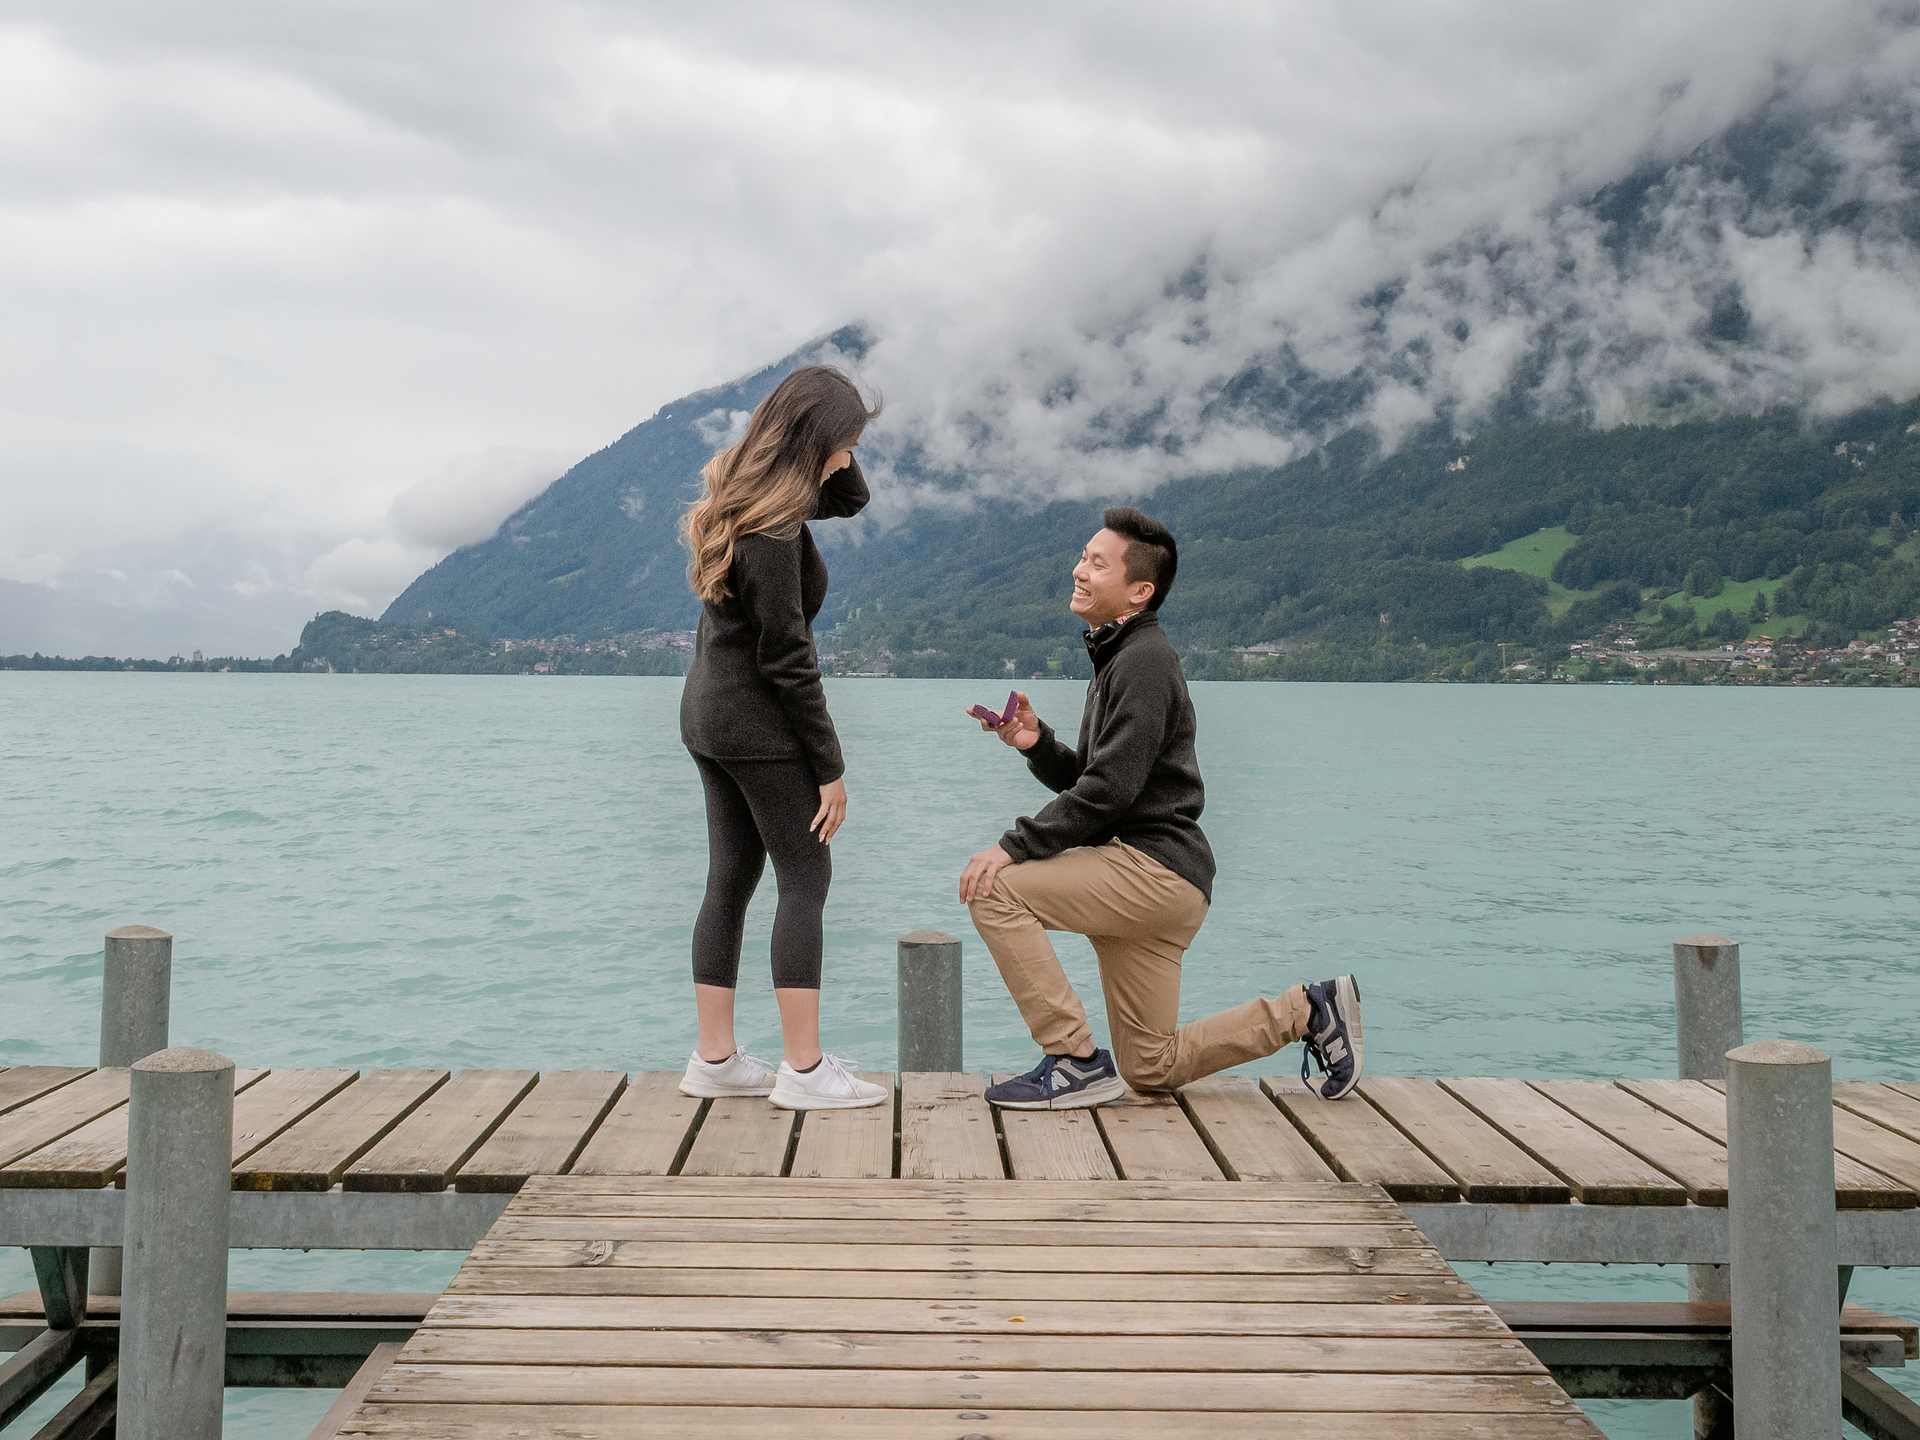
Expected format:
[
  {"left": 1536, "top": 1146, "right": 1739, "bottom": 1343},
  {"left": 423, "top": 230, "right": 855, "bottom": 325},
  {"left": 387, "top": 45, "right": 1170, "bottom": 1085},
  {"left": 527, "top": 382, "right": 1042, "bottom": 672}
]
[
  {"left": 678, "top": 1049, "right": 777, "bottom": 1098},
  {"left": 769, "top": 1054, "right": 888, "bottom": 1111}
]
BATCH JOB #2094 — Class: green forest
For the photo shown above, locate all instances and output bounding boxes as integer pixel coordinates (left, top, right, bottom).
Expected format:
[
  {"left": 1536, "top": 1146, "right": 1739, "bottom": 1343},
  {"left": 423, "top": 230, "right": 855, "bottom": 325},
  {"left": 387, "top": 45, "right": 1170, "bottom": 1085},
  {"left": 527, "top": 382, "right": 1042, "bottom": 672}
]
[{"left": 364, "top": 322, "right": 1920, "bottom": 683}]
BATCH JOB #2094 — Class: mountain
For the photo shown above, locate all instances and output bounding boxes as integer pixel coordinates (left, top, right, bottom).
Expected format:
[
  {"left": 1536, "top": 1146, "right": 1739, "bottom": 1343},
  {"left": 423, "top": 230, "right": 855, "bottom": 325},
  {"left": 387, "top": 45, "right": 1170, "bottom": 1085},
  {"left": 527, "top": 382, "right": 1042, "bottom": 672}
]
[
  {"left": 382, "top": 335, "right": 871, "bottom": 640},
  {"left": 380, "top": 110, "right": 1920, "bottom": 680}
]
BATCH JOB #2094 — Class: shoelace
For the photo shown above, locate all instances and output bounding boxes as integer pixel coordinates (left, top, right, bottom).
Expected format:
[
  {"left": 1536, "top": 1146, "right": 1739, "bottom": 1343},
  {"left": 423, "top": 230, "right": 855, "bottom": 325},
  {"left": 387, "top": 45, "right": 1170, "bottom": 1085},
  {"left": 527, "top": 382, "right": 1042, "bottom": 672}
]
[
  {"left": 1024, "top": 1054, "right": 1062, "bottom": 1088},
  {"left": 1300, "top": 1037, "right": 1330, "bottom": 1085},
  {"left": 813, "top": 1053, "right": 867, "bottom": 1086}
]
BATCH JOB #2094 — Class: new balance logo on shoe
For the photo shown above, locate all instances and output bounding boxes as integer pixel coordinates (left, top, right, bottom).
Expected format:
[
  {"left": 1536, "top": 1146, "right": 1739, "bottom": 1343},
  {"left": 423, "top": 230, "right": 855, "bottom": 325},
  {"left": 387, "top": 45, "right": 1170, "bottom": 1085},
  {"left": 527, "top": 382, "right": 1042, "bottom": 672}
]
[{"left": 986, "top": 1049, "right": 1129, "bottom": 1110}]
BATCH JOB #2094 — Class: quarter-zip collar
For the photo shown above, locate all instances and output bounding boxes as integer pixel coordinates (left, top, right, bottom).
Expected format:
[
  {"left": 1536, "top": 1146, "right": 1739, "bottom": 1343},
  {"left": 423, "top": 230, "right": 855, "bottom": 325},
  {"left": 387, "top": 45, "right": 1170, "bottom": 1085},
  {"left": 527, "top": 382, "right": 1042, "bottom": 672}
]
[{"left": 1083, "top": 610, "right": 1159, "bottom": 671}]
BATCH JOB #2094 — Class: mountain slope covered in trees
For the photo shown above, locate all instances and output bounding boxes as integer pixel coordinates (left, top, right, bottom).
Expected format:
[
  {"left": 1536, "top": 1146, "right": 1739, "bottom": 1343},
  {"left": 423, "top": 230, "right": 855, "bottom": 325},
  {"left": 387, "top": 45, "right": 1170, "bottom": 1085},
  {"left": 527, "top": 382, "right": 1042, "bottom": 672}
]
[{"left": 381, "top": 107, "right": 1920, "bottom": 680}]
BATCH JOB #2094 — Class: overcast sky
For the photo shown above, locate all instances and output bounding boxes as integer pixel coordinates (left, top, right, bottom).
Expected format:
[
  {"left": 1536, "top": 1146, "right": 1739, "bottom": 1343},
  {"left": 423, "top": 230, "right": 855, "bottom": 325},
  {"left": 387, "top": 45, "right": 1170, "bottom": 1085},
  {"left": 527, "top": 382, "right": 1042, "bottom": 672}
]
[{"left": 4, "top": 1, "right": 1918, "bottom": 653}]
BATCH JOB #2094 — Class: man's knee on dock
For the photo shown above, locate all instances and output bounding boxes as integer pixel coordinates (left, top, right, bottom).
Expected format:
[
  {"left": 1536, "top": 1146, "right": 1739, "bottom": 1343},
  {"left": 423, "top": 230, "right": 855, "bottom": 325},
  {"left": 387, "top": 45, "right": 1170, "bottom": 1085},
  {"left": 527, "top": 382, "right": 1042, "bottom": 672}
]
[{"left": 1113, "top": 1033, "right": 1182, "bottom": 1093}]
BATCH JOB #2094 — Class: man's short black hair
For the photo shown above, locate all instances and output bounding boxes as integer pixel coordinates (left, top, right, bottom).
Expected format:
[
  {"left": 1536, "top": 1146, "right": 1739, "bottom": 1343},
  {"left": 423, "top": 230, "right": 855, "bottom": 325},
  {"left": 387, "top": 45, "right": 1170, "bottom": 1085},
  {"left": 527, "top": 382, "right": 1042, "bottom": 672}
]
[{"left": 1102, "top": 506, "right": 1177, "bottom": 612}]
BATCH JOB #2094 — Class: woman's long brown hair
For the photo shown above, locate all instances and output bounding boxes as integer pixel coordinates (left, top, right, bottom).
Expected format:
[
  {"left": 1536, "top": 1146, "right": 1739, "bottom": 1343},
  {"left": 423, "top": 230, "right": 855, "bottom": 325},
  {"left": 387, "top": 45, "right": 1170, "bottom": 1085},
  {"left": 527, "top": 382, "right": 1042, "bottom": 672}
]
[{"left": 681, "top": 365, "right": 881, "bottom": 605}]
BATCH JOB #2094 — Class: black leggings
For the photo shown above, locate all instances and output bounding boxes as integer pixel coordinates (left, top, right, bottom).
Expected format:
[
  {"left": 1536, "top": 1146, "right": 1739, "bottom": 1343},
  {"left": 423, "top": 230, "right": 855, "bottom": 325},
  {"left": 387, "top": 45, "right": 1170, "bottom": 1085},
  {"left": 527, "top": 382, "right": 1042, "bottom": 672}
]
[{"left": 690, "top": 753, "right": 830, "bottom": 990}]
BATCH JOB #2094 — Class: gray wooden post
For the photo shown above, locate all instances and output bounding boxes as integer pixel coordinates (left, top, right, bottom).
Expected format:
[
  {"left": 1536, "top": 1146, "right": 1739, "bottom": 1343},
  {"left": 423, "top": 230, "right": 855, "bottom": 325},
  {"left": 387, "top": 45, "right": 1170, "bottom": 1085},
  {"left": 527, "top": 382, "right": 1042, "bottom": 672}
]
[
  {"left": 897, "top": 930, "right": 963, "bottom": 1071},
  {"left": 1727, "top": 1038, "right": 1841, "bottom": 1439},
  {"left": 1674, "top": 934, "right": 1741, "bottom": 1080},
  {"left": 119, "top": 1046, "right": 234, "bottom": 1439},
  {"left": 93, "top": 925, "right": 173, "bottom": 1295},
  {"left": 1674, "top": 933, "right": 1740, "bottom": 1440}
]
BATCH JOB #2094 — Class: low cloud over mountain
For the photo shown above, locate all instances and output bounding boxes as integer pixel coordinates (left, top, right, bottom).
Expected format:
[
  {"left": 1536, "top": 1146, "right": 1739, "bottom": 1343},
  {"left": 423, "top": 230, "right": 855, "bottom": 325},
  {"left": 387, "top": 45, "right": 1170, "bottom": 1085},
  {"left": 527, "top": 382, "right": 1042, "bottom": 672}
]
[{"left": 5, "top": 2, "right": 1918, "bottom": 655}]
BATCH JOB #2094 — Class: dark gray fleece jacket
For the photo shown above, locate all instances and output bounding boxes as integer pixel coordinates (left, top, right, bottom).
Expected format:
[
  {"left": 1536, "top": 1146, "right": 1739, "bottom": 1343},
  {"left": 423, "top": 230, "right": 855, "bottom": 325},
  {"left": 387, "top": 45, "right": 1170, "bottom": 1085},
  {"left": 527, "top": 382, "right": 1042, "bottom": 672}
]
[
  {"left": 678, "top": 461, "right": 869, "bottom": 783},
  {"left": 999, "top": 611, "right": 1216, "bottom": 902}
]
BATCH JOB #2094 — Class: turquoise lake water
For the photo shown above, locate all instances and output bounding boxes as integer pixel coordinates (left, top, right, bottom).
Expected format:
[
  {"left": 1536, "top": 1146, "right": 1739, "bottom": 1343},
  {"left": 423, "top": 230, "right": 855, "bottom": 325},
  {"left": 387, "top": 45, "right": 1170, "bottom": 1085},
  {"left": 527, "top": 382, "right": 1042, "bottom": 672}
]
[{"left": 3, "top": 672, "right": 1917, "bottom": 1434}]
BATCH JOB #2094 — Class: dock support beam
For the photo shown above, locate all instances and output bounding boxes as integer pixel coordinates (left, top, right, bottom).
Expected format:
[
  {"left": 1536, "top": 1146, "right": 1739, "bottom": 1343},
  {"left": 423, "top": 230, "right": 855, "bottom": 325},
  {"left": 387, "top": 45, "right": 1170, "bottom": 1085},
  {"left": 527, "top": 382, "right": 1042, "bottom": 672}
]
[
  {"left": 1674, "top": 932, "right": 1740, "bottom": 1440},
  {"left": 93, "top": 924, "right": 174, "bottom": 1297},
  {"left": 897, "top": 930, "right": 963, "bottom": 1071},
  {"left": 1728, "top": 1038, "right": 1841, "bottom": 1439},
  {"left": 119, "top": 1046, "right": 234, "bottom": 1440}
]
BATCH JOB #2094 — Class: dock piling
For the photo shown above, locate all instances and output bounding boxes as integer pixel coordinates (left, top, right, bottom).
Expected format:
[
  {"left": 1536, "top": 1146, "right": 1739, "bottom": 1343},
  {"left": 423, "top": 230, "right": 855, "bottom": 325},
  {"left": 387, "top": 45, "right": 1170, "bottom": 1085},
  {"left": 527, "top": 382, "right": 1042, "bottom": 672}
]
[
  {"left": 897, "top": 930, "right": 963, "bottom": 1071},
  {"left": 1727, "top": 1038, "right": 1842, "bottom": 1439},
  {"left": 1674, "top": 932, "right": 1740, "bottom": 1440},
  {"left": 93, "top": 924, "right": 173, "bottom": 1296},
  {"left": 119, "top": 1046, "right": 235, "bottom": 1439},
  {"left": 1673, "top": 934, "right": 1741, "bottom": 1080}
]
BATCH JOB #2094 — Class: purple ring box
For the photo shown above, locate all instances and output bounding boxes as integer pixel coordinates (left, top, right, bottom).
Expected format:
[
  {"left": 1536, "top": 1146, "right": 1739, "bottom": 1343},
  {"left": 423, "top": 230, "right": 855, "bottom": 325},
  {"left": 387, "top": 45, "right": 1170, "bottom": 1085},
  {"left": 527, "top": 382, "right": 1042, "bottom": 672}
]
[{"left": 968, "top": 690, "right": 1022, "bottom": 728}]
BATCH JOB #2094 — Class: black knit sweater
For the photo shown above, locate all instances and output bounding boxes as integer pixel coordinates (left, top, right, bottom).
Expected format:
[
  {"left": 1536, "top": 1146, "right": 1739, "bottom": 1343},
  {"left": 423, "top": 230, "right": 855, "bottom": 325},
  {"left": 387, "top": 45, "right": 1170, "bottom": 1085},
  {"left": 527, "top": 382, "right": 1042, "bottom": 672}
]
[
  {"left": 999, "top": 611, "right": 1216, "bottom": 902},
  {"left": 678, "top": 461, "right": 869, "bottom": 783}
]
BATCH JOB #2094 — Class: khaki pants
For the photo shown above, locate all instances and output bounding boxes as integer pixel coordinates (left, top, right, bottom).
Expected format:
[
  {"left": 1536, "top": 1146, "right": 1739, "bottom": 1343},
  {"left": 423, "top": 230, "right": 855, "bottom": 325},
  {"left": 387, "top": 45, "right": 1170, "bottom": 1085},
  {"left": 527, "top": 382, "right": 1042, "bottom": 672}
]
[{"left": 968, "top": 840, "right": 1310, "bottom": 1092}]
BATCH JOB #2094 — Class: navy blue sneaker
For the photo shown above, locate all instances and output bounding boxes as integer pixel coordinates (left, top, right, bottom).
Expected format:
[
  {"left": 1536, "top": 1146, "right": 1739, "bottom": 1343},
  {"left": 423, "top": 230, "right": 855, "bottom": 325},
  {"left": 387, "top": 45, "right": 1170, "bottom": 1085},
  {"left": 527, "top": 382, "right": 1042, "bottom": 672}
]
[
  {"left": 1301, "top": 975, "right": 1364, "bottom": 1100},
  {"left": 986, "top": 1049, "right": 1127, "bottom": 1109}
]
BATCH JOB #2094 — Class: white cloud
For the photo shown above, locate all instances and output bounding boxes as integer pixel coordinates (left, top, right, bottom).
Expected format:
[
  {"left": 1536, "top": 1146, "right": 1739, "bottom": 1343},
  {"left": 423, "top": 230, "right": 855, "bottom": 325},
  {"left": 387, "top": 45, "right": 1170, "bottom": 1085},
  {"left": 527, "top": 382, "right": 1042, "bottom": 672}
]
[
  {"left": 2, "top": 0, "right": 1918, "bottom": 651},
  {"left": 304, "top": 536, "right": 439, "bottom": 614},
  {"left": 387, "top": 447, "right": 570, "bottom": 551},
  {"left": 694, "top": 409, "right": 751, "bottom": 447}
]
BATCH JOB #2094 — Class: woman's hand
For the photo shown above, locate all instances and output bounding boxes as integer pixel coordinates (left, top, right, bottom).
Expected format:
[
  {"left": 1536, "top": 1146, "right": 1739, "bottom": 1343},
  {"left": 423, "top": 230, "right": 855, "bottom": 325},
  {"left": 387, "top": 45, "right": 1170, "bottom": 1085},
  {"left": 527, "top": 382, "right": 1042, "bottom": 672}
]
[{"left": 811, "top": 777, "right": 847, "bottom": 843}]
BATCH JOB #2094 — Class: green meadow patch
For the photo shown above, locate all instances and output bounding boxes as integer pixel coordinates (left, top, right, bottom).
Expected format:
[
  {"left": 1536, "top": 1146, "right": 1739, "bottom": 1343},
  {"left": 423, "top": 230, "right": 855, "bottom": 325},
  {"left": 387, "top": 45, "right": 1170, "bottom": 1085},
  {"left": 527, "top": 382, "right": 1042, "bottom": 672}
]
[{"left": 1459, "top": 527, "right": 1599, "bottom": 617}]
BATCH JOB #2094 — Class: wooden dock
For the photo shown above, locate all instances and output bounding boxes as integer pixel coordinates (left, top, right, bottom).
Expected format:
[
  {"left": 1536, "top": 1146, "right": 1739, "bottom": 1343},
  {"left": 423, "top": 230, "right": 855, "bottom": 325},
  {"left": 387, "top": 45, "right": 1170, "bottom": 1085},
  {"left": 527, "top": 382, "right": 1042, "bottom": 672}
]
[
  {"left": 6, "top": 1064, "right": 1920, "bottom": 1436},
  {"left": 9, "top": 1066, "right": 1920, "bottom": 1272},
  {"left": 333, "top": 1175, "right": 1602, "bottom": 1439},
  {"left": 7, "top": 1064, "right": 1920, "bottom": 1200},
  {"left": 9, "top": 931, "right": 1914, "bottom": 1433}
]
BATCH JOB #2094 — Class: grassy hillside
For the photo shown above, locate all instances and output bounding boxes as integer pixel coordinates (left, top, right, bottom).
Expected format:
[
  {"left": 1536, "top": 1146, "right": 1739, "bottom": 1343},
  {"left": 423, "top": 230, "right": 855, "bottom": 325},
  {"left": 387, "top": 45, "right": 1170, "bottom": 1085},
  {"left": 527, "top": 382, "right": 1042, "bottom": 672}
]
[{"left": 1460, "top": 528, "right": 1598, "bottom": 617}]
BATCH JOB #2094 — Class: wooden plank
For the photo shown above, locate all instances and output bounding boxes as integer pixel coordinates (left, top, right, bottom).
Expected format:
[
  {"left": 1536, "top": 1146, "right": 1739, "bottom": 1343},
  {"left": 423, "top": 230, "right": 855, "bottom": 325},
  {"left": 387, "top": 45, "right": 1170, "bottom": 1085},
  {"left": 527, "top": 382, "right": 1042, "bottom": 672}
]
[
  {"left": 1531, "top": 1080, "right": 1727, "bottom": 1204},
  {"left": 1095, "top": 1088, "right": 1223, "bottom": 1180},
  {"left": 1492, "top": 1301, "right": 1918, "bottom": 1354},
  {"left": 447, "top": 1267, "right": 1477, "bottom": 1304},
  {"left": 425, "top": 1294, "right": 1509, "bottom": 1337},
  {"left": 504, "top": 1193, "right": 1404, "bottom": 1223},
  {"left": 519, "top": 1174, "right": 1387, "bottom": 1201},
  {"left": 1441, "top": 1078, "right": 1686, "bottom": 1205},
  {"left": 484, "top": 1216, "right": 1423, "bottom": 1247},
  {"left": 337, "top": 1405, "right": 1601, "bottom": 1439},
  {"left": 678, "top": 1093, "right": 797, "bottom": 1178},
  {"left": 566, "top": 1072, "right": 701, "bottom": 1178},
  {"left": 789, "top": 1074, "right": 895, "bottom": 1179},
  {"left": 1621, "top": 1079, "right": 1914, "bottom": 1209},
  {"left": 0, "top": 1069, "right": 266, "bottom": 1187},
  {"left": 1834, "top": 1082, "right": 1920, "bottom": 1145},
  {"left": 1179, "top": 1076, "right": 1339, "bottom": 1181},
  {"left": 1891, "top": 1081, "right": 1920, "bottom": 1106},
  {"left": 228, "top": 1068, "right": 362, "bottom": 1167},
  {"left": 0, "top": 1068, "right": 89, "bottom": 1117},
  {"left": 1829, "top": 1105, "right": 1920, "bottom": 1198},
  {"left": 369, "top": 1364, "right": 1579, "bottom": 1413},
  {"left": 344, "top": 1069, "right": 537, "bottom": 1192},
  {"left": 0, "top": 1290, "right": 438, "bottom": 1323},
  {"left": 308, "top": 1342, "right": 405, "bottom": 1440},
  {"left": 0, "top": 1324, "right": 79, "bottom": 1425},
  {"left": 1703, "top": 1077, "right": 1920, "bottom": 1202},
  {"left": 403, "top": 1326, "right": 1545, "bottom": 1373},
  {"left": 1263, "top": 1076, "right": 1459, "bottom": 1201},
  {"left": 233, "top": 1070, "right": 448, "bottom": 1192},
  {"left": 0, "top": 1069, "right": 130, "bottom": 1169},
  {"left": 1360, "top": 1079, "right": 1570, "bottom": 1204},
  {"left": 453, "top": 1070, "right": 625, "bottom": 1193},
  {"left": 466, "top": 1239, "right": 1454, "bottom": 1275},
  {"left": 899, "top": 1071, "right": 1003, "bottom": 1179},
  {"left": 995, "top": 1075, "right": 1116, "bottom": 1180}
]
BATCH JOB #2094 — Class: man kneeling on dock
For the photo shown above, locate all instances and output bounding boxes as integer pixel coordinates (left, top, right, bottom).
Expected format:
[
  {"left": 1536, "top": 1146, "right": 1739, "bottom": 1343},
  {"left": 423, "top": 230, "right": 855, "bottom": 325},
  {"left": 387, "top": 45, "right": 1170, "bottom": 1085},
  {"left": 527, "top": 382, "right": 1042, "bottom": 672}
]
[{"left": 960, "top": 507, "right": 1364, "bottom": 1109}]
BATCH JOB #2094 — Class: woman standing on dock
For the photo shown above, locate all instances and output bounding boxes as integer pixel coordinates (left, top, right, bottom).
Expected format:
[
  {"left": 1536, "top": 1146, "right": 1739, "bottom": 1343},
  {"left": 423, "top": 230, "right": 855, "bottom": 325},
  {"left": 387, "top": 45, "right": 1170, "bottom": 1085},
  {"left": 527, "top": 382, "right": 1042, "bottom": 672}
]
[{"left": 676, "top": 365, "right": 887, "bottom": 1110}]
